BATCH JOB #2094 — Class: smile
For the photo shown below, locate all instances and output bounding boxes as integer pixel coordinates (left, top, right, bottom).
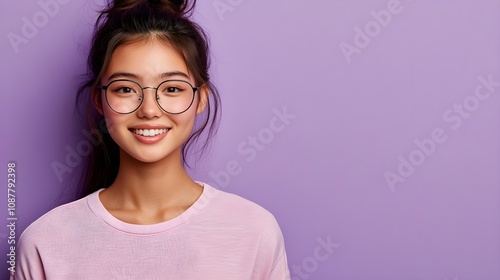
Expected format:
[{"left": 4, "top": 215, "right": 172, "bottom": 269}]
[{"left": 132, "top": 128, "right": 169, "bottom": 137}]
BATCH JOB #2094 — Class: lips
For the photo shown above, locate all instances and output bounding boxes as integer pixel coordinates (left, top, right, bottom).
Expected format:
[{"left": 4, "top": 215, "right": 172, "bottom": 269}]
[
  {"left": 128, "top": 126, "right": 171, "bottom": 144},
  {"left": 131, "top": 128, "right": 169, "bottom": 137}
]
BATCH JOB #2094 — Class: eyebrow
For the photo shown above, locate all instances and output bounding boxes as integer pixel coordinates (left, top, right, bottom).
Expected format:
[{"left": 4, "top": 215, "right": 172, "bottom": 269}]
[{"left": 107, "top": 71, "right": 191, "bottom": 81}]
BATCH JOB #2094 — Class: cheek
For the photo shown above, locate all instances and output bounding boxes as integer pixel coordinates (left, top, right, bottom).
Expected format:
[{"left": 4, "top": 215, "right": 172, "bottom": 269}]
[
  {"left": 102, "top": 108, "right": 129, "bottom": 137},
  {"left": 171, "top": 107, "right": 198, "bottom": 133},
  {"left": 185, "top": 100, "right": 201, "bottom": 123},
  {"left": 172, "top": 113, "right": 195, "bottom": 129}
]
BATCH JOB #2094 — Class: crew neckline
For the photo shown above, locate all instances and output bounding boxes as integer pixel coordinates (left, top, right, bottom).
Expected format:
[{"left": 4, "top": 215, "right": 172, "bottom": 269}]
[{"left": 86, "top": 182, "right": 216, "bottom": 235}]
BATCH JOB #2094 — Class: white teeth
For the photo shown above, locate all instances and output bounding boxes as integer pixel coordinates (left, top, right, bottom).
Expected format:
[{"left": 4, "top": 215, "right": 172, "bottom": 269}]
[{"left": 133, "top": 128, "right": 169, "bottom": 137}]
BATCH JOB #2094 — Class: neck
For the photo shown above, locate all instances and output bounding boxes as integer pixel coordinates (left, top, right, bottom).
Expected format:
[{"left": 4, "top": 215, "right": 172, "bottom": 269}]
[{"left": 105, "top": 148, "right": 201, "bottom": 210}]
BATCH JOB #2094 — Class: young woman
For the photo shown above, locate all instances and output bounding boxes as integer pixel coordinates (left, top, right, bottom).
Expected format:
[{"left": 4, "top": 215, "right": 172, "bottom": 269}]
[{"left": 13, "top": 0, "right": 290, "bottom": 279}]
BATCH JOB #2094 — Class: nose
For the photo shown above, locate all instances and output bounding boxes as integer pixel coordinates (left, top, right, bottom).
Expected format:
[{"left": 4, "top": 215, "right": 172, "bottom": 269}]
[{"left": 137, "top": 87, "right": 162, "bottom": 118}]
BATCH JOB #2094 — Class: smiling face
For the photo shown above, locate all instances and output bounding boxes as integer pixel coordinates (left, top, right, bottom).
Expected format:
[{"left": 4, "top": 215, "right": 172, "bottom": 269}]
[{"left": 96, "top": 38, "right": 207, "bottom": 164}]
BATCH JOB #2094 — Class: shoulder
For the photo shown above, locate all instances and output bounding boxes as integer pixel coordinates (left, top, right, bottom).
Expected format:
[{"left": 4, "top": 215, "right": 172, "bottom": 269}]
[
  {"left": 202, "top": 183, "right": 280, "bottom": 226},
  {"left": 199, "top": 184, "right": 289, "bottom": 276},
  {"left": 198, "top": 183, "right": 285, "bottom": 246},
  {"left": 19, "top": 192, "right": 95, "bottom": 243}
]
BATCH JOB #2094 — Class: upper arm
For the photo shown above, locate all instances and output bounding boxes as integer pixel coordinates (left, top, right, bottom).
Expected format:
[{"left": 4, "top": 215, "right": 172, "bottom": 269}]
[
  {"left": 13, "top": 229, "right": 46, "bottom": 280},
  {"left": 269, "top": 252, "right": 291, "bottom": 280},
  {"left": 253, "top": 213, "right": 290, "bottom": 280}
]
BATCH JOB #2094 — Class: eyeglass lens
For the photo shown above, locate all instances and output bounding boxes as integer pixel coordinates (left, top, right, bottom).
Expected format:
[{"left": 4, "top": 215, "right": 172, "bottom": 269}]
[{"left": 105, "top": 80, "right": 195, "bottom": 114}]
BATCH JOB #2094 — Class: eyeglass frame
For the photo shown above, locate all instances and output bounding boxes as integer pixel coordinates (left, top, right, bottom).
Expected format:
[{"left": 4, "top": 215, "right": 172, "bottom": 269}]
[{"left": 98, "top": 79, "right": 199, "bottom": 115}]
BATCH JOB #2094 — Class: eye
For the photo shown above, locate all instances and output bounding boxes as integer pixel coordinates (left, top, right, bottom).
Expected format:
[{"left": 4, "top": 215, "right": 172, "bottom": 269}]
[
  {"left": 159, "top": 81, "right": 190, "bottom": 96},
  {"left": 117, "top": 87, "right": 136, "bottom": 94},
  {"left": 166, "top": 87, "right": 181, "bottom": 93}
]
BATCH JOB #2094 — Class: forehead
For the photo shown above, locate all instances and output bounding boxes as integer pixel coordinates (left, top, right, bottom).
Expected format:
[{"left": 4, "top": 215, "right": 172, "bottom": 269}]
[{"left": 103, "top": 38, "right": 190, "bottom": 82}]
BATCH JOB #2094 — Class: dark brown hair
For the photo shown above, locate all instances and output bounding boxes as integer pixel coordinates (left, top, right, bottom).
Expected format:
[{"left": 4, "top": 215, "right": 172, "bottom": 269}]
[{"left": 74, "top": 0, "right": 220, "bottom": 198}]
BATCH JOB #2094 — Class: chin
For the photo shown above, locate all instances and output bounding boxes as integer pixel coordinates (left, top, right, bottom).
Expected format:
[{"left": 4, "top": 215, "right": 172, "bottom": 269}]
[{"left": 124, "top": 148, "right": 180, "bottom": 164}]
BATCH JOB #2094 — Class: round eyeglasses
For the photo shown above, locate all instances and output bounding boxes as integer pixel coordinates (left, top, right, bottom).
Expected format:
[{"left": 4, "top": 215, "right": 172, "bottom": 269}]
[{"left": 99, "top": 79, "right": 198, "bottom": 114}]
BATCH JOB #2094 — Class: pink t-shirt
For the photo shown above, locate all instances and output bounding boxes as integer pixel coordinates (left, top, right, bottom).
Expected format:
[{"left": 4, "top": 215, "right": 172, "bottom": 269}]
[{"left": 12, "top": 183, "right": 290, "bottom": 279}]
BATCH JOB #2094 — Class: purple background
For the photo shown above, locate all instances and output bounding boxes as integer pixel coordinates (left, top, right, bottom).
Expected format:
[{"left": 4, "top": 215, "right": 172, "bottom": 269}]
[{"left": 2, "top": 0, "right": 500, "bottom": 279}]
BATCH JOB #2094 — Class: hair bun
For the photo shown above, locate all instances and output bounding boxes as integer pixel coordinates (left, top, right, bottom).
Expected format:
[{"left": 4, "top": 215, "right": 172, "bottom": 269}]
[
  {"left": 111, "top": 0, "right": 195, "bottom": 17},
  {"left": 148, "top": 0, "right": 194, "bottom": 17}
]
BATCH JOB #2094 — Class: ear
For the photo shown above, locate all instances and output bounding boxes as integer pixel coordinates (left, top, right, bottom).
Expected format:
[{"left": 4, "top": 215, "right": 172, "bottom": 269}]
[
  {"left": 93, "top": 87, "right": 104, "bottom": 115},
  {"left": 196, "top": 84, "right": 209, "bottom": 115}
]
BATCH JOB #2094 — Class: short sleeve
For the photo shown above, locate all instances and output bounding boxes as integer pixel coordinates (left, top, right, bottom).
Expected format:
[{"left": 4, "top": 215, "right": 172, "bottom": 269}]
[
  {"left": 252, "top": 213, "right": 290, "bottom": 280},
  {"left": 269, "top": 253, "right": 291, "bottom": 280},
  {"left": 12, "top": 228, "right": 46, "bottom": 280}
]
